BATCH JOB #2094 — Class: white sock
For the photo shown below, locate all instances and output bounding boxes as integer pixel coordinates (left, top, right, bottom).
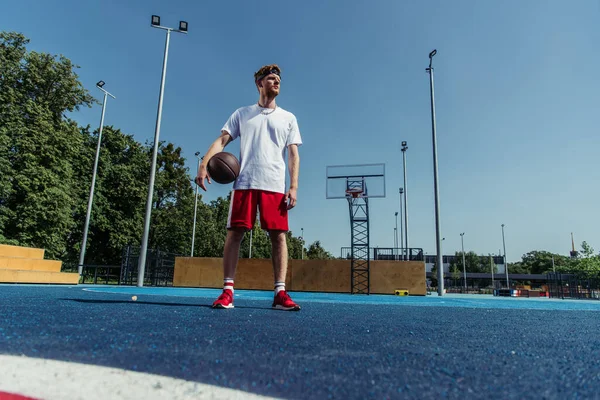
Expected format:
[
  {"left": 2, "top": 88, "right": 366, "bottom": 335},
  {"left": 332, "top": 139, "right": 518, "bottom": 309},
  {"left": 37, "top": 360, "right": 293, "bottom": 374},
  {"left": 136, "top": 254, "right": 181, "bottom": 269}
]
[
  {"left": 224, "top": 278, "right": 234, "bottom": 294},
  {"left": 275, "top": 281, "right": 285, "bottom": 295}
]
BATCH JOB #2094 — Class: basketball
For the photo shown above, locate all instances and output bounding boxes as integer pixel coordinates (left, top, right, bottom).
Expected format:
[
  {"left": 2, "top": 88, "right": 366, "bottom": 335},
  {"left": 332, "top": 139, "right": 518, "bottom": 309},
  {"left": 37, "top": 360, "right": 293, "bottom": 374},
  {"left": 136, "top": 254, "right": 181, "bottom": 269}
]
[{"left": 207, "top": 152, "right": 240, "bottom": 184}]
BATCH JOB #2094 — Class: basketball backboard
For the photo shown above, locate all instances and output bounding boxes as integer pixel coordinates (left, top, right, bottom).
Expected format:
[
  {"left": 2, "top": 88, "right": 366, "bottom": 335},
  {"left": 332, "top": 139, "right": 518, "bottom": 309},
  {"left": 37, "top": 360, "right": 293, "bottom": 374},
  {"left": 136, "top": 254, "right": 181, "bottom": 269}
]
[{"left": 326, "top": 163, "right": 386, "bottom": 199}]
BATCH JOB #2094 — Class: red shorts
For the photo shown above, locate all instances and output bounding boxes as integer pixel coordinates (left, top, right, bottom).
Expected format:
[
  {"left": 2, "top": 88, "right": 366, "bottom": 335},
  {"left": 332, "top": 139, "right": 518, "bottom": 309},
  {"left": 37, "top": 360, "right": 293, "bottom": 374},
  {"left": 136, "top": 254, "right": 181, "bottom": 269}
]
[{"left": 227, "top": 189, "right": 288, "bottom": 231}]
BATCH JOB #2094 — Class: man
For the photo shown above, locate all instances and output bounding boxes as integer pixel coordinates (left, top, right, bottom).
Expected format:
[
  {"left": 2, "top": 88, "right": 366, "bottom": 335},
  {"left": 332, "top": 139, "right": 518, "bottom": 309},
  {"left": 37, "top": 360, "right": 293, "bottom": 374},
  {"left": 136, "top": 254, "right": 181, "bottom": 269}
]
[{"left": 196, "top": 64, "right": 302, "bottom": 311}]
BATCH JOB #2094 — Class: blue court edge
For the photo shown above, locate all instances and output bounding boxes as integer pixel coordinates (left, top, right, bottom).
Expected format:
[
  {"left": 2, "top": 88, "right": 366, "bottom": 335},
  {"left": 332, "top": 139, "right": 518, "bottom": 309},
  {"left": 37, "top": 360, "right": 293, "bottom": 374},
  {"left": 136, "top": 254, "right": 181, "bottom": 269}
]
[{"left": 82, "top": 285, "right": 600, "bottom": 311}]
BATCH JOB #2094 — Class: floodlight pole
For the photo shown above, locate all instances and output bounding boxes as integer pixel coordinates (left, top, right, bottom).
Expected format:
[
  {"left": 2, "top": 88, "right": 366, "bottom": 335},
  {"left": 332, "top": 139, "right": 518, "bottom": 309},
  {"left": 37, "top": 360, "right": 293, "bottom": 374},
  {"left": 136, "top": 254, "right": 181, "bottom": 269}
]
[
  {"left": 301, "top": 227, "right": 304, "bottom": 260},
  {"left": 490, "top": 254, "right": 495, "bottom": 289},
  {"left": 394, "top": 212, "right": 398, "bottom": 257},
  {"left": 426, "top": 49, "right": 444, "bottom": 296},
  {"left": 401, "top": 143, "right": 409, "bottom": 260},
  {"left": 502, "top": 224, "right": 509, "bottom": 289},
  {"left": 138, "top": 18, "right": 187, "bottom": 287},
  {"left": 460, "top": 232, "right": 466, "bottom": 290},
  {"left": 249, "top": 229, "right": 253, "bottom": 258},
  {"left": 78, "top": 83, "right": 115, "bottom": 275},
  {"left": 399, "top": 187, "right": 404, "bottom": 261},
  {"left": 190, "top": 153, "right": 201, "bottom": 256}
]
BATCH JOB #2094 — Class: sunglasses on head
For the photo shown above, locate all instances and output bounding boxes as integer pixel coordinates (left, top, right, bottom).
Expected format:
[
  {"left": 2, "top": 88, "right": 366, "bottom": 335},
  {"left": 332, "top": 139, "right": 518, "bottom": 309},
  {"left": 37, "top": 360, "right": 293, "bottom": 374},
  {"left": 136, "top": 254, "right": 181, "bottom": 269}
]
[{"left": 255, "top": 68, "right": 281, "bottom": 82}]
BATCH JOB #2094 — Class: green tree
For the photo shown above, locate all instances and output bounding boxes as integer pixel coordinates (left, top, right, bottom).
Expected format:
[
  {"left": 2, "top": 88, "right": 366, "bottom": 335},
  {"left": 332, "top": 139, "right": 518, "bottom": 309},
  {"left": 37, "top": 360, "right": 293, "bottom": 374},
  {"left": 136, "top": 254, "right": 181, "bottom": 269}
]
[
  {"left": 450, "top": 264, "right": 461, "bottom": 286},
  {"left": 74, "top": 126, "right": 149, "bottom": 264},
  {"left": 506, "top": 260, "right": 529, "bottom": 274},
  {"left": 237, "top": 225, "right": 252, "bottom": 259},
  {"left": 571, "top": 241, "right": 600, "bottom": 278},
  {"left": 248, "top": 224, "right": 272, "bottom": 259},
  {"left": 449, "top": 251, "right": 483, "bottom": 273},
  {"left": 515, "top": 251, "right": 569, "bottom": 275},
  {"left": 195, "top": 196, "right": 229, "bottom": 257},
  {"left": 0, "top": 33, "right": 27, "bottom": 238},
  {"left": 244, "top": 222, "right": 272, "bottom": 259},
  {"left": 148, "top": 142, "right": 195, "bottom": 255},
  {"left": 0, "top": 32, "right": 94, "bottom": 258},
  {"left": 430, "top": 262, "right": 438, "bottom": 287},
  {"left": 306, "top": 240, "right": 333, "bottom": 259},
  {"left": 286, "top": 231, "right": 304, "bottom": 259}
]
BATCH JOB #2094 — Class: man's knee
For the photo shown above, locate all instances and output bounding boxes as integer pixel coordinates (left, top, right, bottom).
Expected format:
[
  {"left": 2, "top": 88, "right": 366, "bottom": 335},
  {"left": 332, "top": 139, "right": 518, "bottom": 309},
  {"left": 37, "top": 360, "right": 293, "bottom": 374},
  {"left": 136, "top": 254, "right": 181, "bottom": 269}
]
[
  {"left": 227, "top": 228, "right": 246, "bottom": 243},
  {"left": 269, "top": 230, "right": 287, "bottom": 245}
]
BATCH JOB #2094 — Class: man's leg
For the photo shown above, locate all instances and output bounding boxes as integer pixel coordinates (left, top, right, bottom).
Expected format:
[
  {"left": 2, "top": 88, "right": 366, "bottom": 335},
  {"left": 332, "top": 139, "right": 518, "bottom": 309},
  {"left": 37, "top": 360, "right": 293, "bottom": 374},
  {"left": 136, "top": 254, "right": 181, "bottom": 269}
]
[
  {"left": 212, "top": 228, "right": 245, "bottom": 309},
  {"left": 225, "top": 189, "right": 256, "bottom": 278},
  {"left": 270, "top": 230, "right": 288, "bottom": 283},
  {"left": 258, "top": 191, "right": 299, "bottom": 310},
  {"left": 213, "top": 189, "right": 257, "bottom": 309},
  {"left": 270, "top": 230, "right": 300, "bottom": 311},
  {"left": 223, "top": 228, "right": 246, "bottom": 279}
]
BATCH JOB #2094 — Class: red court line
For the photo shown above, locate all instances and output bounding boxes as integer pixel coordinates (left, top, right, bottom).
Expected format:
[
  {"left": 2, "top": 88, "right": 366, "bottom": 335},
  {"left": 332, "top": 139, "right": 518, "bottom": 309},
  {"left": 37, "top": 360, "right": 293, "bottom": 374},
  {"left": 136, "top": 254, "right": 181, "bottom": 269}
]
[{"left": 0, "top": 392, "right": 38, "bottom": 400}]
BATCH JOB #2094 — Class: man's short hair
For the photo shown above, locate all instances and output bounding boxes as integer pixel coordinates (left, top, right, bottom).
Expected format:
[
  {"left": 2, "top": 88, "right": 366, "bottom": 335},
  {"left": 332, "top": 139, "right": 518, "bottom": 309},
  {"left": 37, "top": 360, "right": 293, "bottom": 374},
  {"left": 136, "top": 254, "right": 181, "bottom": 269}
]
[{"left": 254, "top": 64, "right": 281, "bottom": 82}]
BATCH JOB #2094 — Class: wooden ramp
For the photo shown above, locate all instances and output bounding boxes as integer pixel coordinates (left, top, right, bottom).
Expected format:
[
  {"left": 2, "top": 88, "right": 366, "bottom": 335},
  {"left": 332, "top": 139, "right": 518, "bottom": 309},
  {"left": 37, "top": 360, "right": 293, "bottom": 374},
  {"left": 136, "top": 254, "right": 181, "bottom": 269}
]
[{"left": 0, "top": 244, "right": 79, "bottom": 284}]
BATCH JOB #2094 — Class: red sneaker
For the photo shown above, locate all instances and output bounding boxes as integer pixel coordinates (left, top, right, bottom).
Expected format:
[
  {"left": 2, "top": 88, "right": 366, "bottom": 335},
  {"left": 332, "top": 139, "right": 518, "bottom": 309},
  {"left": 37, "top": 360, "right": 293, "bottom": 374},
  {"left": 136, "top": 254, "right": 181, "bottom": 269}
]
[
  {"left": 272, "top": 290, "right": 301, "bottom": 311},
  {"left": 212, "top": 289, "right": 234, "bottom": 309}
]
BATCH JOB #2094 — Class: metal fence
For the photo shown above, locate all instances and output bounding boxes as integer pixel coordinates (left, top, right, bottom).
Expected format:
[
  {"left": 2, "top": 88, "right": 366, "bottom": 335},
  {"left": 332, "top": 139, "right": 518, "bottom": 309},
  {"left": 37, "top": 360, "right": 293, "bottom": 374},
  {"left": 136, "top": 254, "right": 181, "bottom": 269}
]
[
  {"left": 120, "top": 245, "right": 179, "bottom": 286},
  {"left": 62, "top": 246, "right": 181, "bottom": 286},
  {"left": 546, "top": 273, "right": 600, "bottom": 300},
  {"left": 81, "top": 265, "right": 122, "bottom": 284},
  {"left": 340, "top": 247, "right": 424, "bottom": 261}
]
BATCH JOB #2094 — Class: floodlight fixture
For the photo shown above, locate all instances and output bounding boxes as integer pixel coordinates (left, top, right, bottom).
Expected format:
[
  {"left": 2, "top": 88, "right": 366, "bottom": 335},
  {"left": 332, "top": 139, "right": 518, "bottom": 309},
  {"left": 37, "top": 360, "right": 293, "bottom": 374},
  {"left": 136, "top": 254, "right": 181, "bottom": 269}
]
[{"left": 151, "top": 15, "right": 161, "bottom": 26}]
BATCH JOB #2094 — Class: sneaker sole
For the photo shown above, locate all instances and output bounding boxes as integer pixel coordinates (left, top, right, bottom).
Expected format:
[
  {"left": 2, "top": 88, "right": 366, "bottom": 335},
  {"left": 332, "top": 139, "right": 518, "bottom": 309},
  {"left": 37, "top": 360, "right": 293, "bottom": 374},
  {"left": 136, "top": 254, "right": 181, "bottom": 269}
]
[
  {"left": 212, "top": 304, "right": 234, "bottom": 309},
  {"left": 272, "top": 305, "right": 301, "bottom": 311}
]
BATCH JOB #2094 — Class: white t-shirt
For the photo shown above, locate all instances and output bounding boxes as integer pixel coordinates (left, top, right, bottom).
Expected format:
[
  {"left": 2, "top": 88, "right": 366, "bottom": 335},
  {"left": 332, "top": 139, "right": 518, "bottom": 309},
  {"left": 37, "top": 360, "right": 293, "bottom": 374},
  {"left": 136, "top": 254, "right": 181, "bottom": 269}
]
[{"left": 222, "top": 104, "right": 302, "bottom": 194}]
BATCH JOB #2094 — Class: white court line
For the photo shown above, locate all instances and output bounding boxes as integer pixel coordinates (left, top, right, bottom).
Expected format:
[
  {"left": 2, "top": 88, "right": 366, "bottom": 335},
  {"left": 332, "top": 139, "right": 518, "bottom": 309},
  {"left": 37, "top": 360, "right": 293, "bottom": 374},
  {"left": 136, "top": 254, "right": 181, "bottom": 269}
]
[{"left": 0, "top": 355, "right": 279, "bottom": 400}]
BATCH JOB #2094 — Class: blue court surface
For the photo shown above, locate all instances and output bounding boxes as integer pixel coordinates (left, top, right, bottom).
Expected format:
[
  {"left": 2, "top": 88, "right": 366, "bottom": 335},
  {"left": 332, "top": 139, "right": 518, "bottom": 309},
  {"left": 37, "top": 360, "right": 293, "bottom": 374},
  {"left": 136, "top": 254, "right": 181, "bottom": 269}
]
[{"left": 1, "top": 284, "right": 599, "bottom": 399}]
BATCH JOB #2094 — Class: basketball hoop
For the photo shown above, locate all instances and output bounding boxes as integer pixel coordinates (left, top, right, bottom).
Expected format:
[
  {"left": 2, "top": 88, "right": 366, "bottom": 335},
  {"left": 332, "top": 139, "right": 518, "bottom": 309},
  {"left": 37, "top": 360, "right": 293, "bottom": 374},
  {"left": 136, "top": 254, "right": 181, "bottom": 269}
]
[{"left": 345, "top": 188, "right": 363, "bottom": 198}]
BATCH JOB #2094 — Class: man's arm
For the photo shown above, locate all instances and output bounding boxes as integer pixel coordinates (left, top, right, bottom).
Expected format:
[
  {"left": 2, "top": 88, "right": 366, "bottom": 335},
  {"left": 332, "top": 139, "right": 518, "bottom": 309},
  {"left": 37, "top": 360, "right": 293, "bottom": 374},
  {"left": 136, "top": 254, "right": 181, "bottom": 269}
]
[
  {"left": 195, "top": 131, "right": 232, "bottom": 191},
  {"left": 286, "top": 144, "right": 300, "bottom": 209}
]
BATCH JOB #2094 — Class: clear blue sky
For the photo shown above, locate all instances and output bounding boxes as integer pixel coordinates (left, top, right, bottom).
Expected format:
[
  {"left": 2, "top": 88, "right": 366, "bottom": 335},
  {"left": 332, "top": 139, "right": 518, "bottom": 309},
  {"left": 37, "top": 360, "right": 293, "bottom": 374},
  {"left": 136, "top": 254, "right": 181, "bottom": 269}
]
[{"left": 3, "top": 0, "right": 599, "bottom": 261}]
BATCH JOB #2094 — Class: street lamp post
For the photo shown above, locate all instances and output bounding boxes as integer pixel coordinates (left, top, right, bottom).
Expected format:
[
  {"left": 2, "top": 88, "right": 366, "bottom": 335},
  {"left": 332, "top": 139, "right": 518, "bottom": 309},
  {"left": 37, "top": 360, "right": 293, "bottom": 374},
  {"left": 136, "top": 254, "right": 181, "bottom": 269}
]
[
  {"left": 138, "top": 16, "right": 188, "bottom": 287},
  {"left": 301, "top": 227, "right": 304, "bottom": 260},
  {"left": 394, "top": 212, "right": 399, "bottom": 259},
  {"left": 248, "top": 229, "right": 253, "bottom": 258},
  {"left": 502, "top": 224, "right": 509, "bottom": 289},
  {"left": 460, "top": 232, "right": 466, "bottom": 290},
  {"left": 401, "top": 142, "right": 409, "bottom": 260},
  {"left": 426, "top": 49, "right": 444, "bottom": 296},
  {"left": 78, "top": 81, "right": 115, "bottom": 275},
  {"left": 190, "top": 152, "right": 201, "bottom": 257},
  {"left": 399, "top": 187, "right": 404, "bottom": 260},
  {"left": 490, "top": 253, "right": 495, "bottom": 289}
]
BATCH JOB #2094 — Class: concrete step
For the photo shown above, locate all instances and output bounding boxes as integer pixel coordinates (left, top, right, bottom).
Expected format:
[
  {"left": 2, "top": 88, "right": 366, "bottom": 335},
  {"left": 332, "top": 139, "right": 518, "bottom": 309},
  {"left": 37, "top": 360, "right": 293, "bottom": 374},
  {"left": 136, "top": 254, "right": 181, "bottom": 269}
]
[
  {"left": 0, "top": 269, "right": 79, "bottom": 284},
  {"left": 0, "top": 244, "right": 45, "bottom": 259},
  {"left": 0, "top": 257, "right": 62, "bottom": 272}
]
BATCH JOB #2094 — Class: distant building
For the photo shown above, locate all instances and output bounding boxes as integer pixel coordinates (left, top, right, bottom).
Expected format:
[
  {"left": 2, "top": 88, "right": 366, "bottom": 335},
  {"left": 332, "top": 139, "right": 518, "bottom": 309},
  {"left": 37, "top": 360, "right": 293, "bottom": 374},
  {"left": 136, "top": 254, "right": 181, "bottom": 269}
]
[
  {"left": 424, "top": 254, "right": 506, "bottom": 273},
  {"left": 340, "top": 247, "right": 507, "bottom": 273},
  {"left": 570, "top": 232, "right": 579, "bottom": 259}
]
